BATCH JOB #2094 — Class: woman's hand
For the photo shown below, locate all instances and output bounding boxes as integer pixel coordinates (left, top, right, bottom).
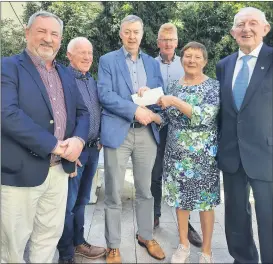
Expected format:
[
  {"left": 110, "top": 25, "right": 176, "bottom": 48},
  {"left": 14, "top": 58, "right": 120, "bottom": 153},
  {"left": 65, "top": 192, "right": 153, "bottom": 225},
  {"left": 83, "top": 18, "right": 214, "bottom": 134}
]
[
  {"left": 157, "top": 95, "right": 176, "bottom": 109},
  {"left": 137, "top": 86, "right": 150, "bottom": 97}
]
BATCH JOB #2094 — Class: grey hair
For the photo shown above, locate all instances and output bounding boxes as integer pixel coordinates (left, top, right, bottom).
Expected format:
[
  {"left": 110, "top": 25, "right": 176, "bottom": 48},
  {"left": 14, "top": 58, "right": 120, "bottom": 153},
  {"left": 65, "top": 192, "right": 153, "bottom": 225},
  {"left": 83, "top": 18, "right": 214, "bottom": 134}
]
[
  {"left": 119, "top": 15, "right": 144, "bottom": 33},
  {"left": 67, "top": 37, "right": 93, "bottom": 53},
  {"left": 26, "top": 10, "right": 63, "bottom": 35},
  {"left": 233, "top": 7, "right": 270, "bottom": 28}
]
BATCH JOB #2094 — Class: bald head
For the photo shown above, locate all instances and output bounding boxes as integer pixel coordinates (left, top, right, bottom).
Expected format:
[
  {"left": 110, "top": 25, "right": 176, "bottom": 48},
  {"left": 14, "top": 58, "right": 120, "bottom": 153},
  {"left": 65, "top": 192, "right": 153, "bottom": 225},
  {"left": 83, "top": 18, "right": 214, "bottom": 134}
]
[{"left": 67, "top": 37, "right": 93, "bottom": 74}]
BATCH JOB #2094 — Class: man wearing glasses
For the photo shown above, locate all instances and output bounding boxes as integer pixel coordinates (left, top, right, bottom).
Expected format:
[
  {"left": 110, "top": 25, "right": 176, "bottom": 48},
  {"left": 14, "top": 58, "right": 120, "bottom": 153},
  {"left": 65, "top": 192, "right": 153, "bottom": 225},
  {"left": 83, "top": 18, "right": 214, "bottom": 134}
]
[{"left": 153, "top": 23, "right": 202, "bottom": 248}]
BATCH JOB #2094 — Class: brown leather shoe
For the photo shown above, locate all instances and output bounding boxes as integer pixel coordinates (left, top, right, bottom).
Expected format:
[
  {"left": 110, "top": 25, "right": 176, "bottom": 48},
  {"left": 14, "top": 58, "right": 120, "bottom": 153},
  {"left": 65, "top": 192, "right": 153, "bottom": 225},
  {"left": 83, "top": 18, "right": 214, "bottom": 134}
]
[
  {"left": 75, "top": 241, "right": 106, "bottom": 259},
  {"left": 106, "top": 248, "right": 122, "bottom": 264},
  {"left": 188, "top": 222, "right": 202, "bottom": 248},
  {"left": 138, "top": 239, "right": 165, "bottom": 260}
]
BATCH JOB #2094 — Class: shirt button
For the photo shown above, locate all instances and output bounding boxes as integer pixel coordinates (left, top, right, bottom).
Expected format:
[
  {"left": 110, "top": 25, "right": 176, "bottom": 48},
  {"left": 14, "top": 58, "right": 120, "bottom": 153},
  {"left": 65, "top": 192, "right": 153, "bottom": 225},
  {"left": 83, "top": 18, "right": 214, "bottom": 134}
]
[
  {"left": 57, "top": 127, "right": 60, "bottom": 130},
  {"left": 53, "top": 98, "right": 56, "bottom": 101},
  {"left": 50, "top": 84, "right": 52, "bottom": 87},
  {"left": 50, "top": 120, "right": 54, "bottom": 124},
  {"left": 56, "top": 111, "right": 59, "bottom": 114}
]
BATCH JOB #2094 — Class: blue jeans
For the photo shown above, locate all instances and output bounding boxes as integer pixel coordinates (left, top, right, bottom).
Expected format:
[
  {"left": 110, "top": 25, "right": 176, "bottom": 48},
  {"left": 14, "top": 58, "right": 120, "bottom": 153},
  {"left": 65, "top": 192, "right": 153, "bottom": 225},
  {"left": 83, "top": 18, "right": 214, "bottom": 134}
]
[{"left": 57, "top": 146, "right": 99, "bottom": 260}]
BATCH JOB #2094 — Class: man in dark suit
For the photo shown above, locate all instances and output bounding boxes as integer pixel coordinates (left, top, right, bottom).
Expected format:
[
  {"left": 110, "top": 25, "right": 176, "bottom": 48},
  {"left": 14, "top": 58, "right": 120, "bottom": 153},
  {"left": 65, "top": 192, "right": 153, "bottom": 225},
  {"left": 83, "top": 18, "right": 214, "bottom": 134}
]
[
  {"left": 216, "top": 7, "right": 272, "bottom": 264},
  {"left": 97, "top": 15, "right": 165, "bottom": 264},
  {"left": 1, "top": 11, "right": 89, "bottom": 263}
]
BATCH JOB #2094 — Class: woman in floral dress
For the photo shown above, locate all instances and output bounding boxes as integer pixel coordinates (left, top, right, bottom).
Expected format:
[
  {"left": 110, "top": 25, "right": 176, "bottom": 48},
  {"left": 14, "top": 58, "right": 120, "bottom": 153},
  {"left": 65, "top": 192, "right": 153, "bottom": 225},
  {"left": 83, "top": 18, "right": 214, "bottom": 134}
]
[{"left": 151, "top": 42, "right": 220, "bottom": 263}]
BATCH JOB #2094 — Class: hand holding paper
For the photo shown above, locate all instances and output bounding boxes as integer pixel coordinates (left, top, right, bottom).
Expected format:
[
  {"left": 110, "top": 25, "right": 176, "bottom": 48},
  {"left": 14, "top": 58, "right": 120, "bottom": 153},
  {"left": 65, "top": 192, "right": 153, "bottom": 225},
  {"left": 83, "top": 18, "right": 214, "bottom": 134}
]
[{"left": 132, "top": 87, "right": 164, "bottom": 106}]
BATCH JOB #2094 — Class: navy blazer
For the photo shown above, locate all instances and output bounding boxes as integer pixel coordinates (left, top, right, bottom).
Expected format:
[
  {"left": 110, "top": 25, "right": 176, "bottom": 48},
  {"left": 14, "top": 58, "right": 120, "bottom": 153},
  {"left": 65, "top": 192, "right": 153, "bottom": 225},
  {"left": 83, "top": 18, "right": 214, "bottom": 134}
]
[
  {"left": 1, "top": 51, "right": 90, "bottom": 187},
  {"left": 97, "top": 47, "right": 163, "bottom": 148},
  {"left": 216, "top": 43, "right": 273, "bottom": 181}
]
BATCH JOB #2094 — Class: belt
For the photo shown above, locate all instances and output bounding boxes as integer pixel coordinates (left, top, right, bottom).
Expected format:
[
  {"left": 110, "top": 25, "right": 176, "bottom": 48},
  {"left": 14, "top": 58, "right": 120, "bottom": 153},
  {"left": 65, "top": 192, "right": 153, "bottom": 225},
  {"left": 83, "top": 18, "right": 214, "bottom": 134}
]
[
  {"left": 50, "top": 160, "right": 61, "bottom": 167},
  {"left": 86, "top": 138, "right": 99, "bottom": 148},
  {"left": 130, "top": 122, "right": 143, "bottom": 128}
]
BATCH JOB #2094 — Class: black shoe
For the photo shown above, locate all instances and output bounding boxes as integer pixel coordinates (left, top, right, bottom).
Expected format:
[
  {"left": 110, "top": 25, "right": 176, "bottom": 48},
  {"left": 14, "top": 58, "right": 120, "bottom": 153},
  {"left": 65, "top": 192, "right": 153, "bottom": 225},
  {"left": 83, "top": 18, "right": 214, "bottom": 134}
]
[
  {"left": 154, "top": 216, "right": 160, "bottom": 229},
  {"left": 188, "top": 222, "right": 202, "bottom": 248},
  {"left": 58, "top": 258, "right": 75, "bottom": 264}
]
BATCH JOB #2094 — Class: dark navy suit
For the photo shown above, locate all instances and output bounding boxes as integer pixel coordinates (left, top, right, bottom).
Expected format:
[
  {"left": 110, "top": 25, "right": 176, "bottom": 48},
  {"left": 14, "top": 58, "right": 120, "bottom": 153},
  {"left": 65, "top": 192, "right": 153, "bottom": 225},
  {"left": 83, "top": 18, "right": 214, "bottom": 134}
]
[
  {"left": 1, "top": 51, "right": 89, "bottom": 187},
  {"left": 216, "top": 43, "right": 273, "bottom": 263}
]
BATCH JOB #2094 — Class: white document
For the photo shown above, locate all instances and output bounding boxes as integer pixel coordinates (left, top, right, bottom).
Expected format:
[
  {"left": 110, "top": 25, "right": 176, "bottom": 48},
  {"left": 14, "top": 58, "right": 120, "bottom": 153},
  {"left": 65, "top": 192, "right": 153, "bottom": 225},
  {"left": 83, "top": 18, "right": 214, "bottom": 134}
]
[{"left": 131, "top": 87, "right": 164, "bottom": 106}]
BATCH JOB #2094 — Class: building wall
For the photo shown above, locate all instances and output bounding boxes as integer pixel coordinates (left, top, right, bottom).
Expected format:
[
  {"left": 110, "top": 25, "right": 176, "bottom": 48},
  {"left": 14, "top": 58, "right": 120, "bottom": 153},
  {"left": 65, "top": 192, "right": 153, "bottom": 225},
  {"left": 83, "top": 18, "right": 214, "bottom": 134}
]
[{"left": 1, "top": 2, "right": 26, "bottom": 24}]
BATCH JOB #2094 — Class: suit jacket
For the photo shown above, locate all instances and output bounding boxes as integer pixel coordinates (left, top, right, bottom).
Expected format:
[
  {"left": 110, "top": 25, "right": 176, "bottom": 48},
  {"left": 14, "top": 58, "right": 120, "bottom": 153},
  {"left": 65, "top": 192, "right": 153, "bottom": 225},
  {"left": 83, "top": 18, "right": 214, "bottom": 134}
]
[
  {"left": 216, "top": 43, "right": 273, "bottom": 181},
  {"left": 97, "top": 47, "right": 163, "bottom": 148},
  {"left": 1, "top": 51, "right": 90, "bottom": 187}
]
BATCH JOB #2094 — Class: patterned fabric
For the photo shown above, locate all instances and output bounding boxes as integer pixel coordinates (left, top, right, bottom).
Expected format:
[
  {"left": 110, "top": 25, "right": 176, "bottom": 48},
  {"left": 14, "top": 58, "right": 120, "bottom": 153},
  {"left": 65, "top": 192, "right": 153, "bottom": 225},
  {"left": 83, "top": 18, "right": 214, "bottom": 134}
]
[
  {"left": 159, "top": 78, "right": 220, "bottom": 211},
  {"left": 155, "top": 54, "right": 184, "bottom": 93},
  {"left": 69, "top": 66, "right": 101, "bottom": 141},
  {"left": 26, "top": 49, "right": 67, "bottom": 163},
  {"left": 122, "top": 46, "right": 147, "bottom": 93}
]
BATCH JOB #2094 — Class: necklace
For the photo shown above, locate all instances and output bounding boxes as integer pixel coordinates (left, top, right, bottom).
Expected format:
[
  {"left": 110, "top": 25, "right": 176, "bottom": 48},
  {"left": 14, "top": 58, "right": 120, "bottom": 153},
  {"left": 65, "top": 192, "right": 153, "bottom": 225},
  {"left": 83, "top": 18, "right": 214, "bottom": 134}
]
[{"left": 181, "top": 74, "right": 205, "bottom": 85}]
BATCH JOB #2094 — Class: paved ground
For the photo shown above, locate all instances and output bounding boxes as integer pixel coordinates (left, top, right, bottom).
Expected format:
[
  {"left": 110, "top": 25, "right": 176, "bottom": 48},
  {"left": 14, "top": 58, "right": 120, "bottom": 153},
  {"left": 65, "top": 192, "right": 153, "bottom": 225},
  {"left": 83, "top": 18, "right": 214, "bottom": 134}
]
[{"left": 24, "top": 162, "right": 260, "bottom": 263}]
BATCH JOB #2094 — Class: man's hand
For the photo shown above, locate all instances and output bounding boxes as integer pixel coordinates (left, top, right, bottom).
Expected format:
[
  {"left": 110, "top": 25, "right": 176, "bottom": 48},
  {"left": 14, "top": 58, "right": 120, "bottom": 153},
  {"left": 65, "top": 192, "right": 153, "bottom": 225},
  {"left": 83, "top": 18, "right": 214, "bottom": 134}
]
[
  {"left": 134, "top": 106, "right": 153, "bottom": 125},
  {"left": 157, "top": 95, "right": 175, "bottom": 109},
  {"left": 137, "top": 86, "right": 150, "bottom": 97},
  {"left": 69, "top": 159, "right": 82, "bottom": 178},
  {"left": 97, "top": 143, "right": 103, "bottom": 151},
  {"left": 52, "top": 140, "right": 69, "bottom": 156},
  {"left": 60, "top": 137, "right": 84, "bottom": 162}
]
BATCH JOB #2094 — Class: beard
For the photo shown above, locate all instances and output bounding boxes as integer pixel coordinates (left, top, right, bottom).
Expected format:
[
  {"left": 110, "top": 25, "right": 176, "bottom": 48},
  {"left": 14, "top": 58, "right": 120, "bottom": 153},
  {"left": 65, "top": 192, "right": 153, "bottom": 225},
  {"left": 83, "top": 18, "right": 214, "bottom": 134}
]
[{"left": 36, "top": 45, "right": 59, "bottom": 61}]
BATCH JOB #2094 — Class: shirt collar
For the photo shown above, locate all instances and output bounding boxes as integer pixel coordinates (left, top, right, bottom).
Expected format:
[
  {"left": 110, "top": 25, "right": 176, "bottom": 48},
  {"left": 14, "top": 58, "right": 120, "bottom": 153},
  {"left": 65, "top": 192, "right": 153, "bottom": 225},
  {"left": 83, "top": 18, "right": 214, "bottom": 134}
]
[
  {"left": 237, "top": 42, "right": 263, "bottom": 60},
  {"left": 25, "top": 48, "right": 57, "bottom": 69},
  {"left": 122, "top": 46, "right": 142, "bottom": 59},
  {"left": 69, "top": 65, "right": 91, "bottom": 80},
  {"left": 158, "top": 53, "right": 177, "bottom": 64}
]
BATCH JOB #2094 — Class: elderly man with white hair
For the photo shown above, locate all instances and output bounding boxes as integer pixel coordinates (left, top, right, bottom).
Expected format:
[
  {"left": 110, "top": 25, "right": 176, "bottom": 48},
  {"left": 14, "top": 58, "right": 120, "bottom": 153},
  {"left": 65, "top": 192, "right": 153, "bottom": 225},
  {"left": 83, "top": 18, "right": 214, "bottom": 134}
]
[
  {"left": 57, "top": 37, "right": 106, "bottom": 264},
  {"left": 216, "top": 7, "right": 272, "bottom": 264}
]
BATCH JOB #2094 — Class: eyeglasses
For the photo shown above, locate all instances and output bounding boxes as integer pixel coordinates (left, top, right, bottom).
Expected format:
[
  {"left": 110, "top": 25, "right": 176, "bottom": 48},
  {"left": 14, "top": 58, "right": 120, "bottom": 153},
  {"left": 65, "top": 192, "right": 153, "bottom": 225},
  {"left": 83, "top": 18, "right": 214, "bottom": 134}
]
[{"left": 158, "top": 38, "right": 177, "bottom": 43}]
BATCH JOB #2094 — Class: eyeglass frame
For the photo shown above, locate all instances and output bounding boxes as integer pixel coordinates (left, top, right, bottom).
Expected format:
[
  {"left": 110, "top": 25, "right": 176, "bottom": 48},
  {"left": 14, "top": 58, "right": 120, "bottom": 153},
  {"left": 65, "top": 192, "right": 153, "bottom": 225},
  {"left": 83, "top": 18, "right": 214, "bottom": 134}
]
[{"left": 157, "top": 38, "right": 178, "bottom": 43}]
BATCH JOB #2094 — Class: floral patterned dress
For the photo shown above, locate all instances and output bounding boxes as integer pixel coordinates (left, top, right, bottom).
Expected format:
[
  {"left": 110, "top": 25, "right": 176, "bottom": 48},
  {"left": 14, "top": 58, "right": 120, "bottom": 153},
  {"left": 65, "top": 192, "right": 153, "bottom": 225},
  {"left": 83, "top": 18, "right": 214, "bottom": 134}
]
[{"left": 160, "top": 78, "right": 220, "bottom": 211}]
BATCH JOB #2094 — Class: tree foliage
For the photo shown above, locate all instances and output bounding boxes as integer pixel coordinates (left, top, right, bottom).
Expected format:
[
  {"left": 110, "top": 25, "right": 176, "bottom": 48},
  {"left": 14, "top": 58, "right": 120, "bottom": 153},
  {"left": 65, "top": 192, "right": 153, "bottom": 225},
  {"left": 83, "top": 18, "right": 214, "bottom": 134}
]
[{"left": 1, "top": 1, "right": 273, "bottom": 78}]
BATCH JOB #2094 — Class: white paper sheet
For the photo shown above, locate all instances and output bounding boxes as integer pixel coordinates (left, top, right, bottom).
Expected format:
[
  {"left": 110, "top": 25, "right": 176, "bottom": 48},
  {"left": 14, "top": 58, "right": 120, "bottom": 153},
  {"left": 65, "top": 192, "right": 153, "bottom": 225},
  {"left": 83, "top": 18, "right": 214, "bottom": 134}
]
[{"left": 131, "top": 87, "right": 164, "bottom": 106}]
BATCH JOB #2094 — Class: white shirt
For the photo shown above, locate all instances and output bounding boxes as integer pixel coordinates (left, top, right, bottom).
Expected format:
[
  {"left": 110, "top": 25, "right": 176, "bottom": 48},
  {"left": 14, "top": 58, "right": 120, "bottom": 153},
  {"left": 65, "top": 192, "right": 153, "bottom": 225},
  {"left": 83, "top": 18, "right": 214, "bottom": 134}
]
[{"left": 232, "top": 42, "right": 263, "bottom": 89}]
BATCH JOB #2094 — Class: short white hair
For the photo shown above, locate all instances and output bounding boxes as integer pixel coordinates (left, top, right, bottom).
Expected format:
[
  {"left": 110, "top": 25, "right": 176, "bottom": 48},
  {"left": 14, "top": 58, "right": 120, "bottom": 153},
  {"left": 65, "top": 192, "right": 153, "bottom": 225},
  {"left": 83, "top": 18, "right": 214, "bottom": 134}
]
[
  {"left": 233, "top": 7, "right": 270, "bottom": 28},
  {"left": 67, "top": 37, "right": 93, "bottom": 53}
]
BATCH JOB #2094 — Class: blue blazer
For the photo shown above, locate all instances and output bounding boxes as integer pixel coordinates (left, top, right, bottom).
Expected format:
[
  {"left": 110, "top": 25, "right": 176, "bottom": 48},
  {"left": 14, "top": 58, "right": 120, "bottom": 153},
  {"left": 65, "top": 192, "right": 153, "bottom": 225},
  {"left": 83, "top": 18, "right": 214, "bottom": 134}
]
[
  {"left": 97, "top": 47, "right": 163, "bottom": 148},
  {"left": 216, "top": 43, "right": 273, "bottom": 181},
  {"left": 1, "top": 51, "right": 90, "bottom": 187}
]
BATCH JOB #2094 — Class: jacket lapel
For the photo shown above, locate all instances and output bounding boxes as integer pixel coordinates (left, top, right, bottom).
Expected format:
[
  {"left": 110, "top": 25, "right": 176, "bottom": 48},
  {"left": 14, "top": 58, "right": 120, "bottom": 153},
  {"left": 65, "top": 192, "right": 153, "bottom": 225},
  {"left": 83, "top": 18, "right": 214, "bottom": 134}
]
[
  {"left": 225, "top": 52, "right": 238, "bottom": 113},
  {"left": 240, "top": 44, "right": 272, "bottom": 111},
  {"left": 19, "top": 51, "right": 54, "bottom": 117},
  {"left": 116, "top": 48, "right": 134, "bottom": 94}
]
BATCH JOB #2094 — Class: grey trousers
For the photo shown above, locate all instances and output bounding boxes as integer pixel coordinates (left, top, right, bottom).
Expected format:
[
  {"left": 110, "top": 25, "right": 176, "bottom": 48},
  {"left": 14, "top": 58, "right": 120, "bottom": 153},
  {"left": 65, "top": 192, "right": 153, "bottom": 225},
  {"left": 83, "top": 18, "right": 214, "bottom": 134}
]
[{"left": 104, "top": 126, "right": 157, "bottom": 248}]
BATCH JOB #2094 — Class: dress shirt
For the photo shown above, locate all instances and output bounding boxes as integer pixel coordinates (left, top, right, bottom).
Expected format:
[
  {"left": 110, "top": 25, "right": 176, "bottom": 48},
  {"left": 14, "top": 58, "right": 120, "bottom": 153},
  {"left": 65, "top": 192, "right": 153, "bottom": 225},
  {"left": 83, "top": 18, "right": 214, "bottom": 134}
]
[
  {"left": 26, "top": 49, "right": 66, "bottom": 163},
  {"left": 232, "top": 42, "right": 263, "bottom": 88},
  {"left": 122, "top": 46, "right": 147, "bottom": 93},
  {"left": 69, "top": 66, "right": 101, "bottom": 142},
  {"left": 155, "top": 54, "right": 184, "bottom": 94}
]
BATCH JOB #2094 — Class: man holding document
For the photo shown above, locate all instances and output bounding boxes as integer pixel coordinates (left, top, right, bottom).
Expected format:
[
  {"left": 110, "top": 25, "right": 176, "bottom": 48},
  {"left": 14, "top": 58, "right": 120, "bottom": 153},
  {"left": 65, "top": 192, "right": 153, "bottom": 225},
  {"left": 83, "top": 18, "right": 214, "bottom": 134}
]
[{"left": 97, "top": 15, "right": 165, "bottom": 263}]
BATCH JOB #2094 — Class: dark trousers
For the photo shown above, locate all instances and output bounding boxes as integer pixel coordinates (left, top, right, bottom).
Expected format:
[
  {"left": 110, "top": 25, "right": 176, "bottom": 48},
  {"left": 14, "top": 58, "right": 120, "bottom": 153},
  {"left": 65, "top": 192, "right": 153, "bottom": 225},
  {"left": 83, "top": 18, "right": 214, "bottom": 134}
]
[
  {"left": 223, "top": 163, "right": 273, "bottom": 264},
  {"left": 57, "top": 146, "right": 99, "bottom": 260},
  {"left": 151, "top": 125, "right": 168, "bottom": 218}
]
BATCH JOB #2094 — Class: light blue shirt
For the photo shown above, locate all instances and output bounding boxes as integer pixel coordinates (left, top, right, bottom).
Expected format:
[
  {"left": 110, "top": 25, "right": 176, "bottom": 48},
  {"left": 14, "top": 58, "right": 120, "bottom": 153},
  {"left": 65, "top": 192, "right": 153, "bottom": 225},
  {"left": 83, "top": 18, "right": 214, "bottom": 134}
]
[
  {"left": 122, "top": 46, "right": 147, "bottom": 93},
  {"left": 155, "top": 54, "right": 184, "bottom": 94}
]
